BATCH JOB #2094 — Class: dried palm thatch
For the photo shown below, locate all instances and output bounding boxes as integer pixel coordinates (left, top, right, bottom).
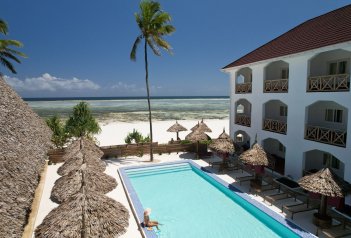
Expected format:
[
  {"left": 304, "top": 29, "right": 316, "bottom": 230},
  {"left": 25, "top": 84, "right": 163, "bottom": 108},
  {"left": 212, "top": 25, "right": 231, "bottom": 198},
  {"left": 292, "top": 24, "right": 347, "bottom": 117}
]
[
  {"left": 298, "top": 168, "right": 350, "bottom": 198},
  {"left": 209, "top": 139, "right": 235, "bottom": 154},
  {"left": 0, "top": 78, "right": 52, "bottom": 237},
  {"left": 190, "top": 119, "right": 212, "bottom": 132},
  {"left": 167, "top": 121, "right": 187, "bottom": 140},
  {"left": 239, "top": 144, "right": 269, "bottom": 166},
  {"left": 51, "top": 164, "right": 117, "bottom": 203},
  {"left": 62, "top": 137, "right": 103, "bottom": 161},
  {"left": 217, "top": 128, "right": 230, "bottom": 140},
  {"left": 35, "top": 189, "right": 129, "bottom": 238},
  {"left": 298, "top": 167, "right": 351, "bottom": 218},
  {"left": 185, "top": 130, "right": 209, "bottom": 141},
  {"left": 57, "top": 152, "right": 106, "bottom": 176}
]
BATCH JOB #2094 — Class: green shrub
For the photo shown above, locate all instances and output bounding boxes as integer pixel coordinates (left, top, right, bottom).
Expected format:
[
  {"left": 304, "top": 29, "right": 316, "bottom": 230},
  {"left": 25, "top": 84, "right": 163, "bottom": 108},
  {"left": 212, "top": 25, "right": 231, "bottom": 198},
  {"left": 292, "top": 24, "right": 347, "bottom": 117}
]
[
  {"left": 125, "top": 129, "right": 150, "bottom": 144},
  {"left": 180, "top": 140, "right": 191, "bottom": 145}
]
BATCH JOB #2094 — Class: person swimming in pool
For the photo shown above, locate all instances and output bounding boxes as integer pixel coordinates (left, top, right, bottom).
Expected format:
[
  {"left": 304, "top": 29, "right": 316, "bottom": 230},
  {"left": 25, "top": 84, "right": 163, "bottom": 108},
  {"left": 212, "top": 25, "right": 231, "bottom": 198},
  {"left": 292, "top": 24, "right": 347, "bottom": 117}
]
[{"left": 144, "top": 208, "right": 160, "bottom": 230}]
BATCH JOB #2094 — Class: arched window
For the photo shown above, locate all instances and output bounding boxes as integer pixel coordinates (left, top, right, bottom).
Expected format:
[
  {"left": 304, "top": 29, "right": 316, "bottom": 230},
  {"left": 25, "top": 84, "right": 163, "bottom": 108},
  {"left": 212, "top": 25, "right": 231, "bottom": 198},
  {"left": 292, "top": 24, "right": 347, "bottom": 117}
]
[
  {"left": 236, "top": 133, "right": 243, "bottom": 142},
  {"left": 236, "top": 104, "right": 244, "bottom": 114},
  {"left": 236, "top": 75, "right": 244, "bottom": 84}
]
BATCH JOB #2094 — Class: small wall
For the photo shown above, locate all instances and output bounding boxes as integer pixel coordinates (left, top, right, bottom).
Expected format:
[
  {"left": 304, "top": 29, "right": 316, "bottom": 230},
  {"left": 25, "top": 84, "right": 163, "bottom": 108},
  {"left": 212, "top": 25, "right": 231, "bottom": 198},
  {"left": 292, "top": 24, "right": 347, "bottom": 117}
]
[{"left": 48, "top": 142, "right": 206, "bottom": 163}]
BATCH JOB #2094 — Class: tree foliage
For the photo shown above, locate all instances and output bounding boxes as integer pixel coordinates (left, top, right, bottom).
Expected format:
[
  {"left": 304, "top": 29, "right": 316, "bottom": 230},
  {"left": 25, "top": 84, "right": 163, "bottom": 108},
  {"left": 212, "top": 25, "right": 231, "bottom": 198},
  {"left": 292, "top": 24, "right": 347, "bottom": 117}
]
[
  {"left": 0, "top": 19, "right": 27, "bottom": 74},
  {"left": 65, "top": 102, "right": 101, "bottom": 139},
  {"left": 130, "top": 0, "right": 175, "bottom": 161},
  {"left": 46, "top": 115, "right": 68, "bottom": 149},
  {"left": 124, "top": 129, "right": 150, "bottom": 144}
]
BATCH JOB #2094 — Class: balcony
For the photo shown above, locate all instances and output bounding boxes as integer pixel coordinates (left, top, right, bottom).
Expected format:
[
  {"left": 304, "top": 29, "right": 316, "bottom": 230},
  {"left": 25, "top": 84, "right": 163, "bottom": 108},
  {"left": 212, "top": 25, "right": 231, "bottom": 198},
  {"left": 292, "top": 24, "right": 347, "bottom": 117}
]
[
  {"left": 264, "top": 79, "right": 288, "bottom": 93},
  {"left": 304, "top": 125, "right": 347, "bottom": 147},
  {"left": 307, "top": 74, "right": 350, "bottom": 92},
  {"left": 262, "top": 119, "right": 287, "bottom": 134},
  {"left": 235, "top": 82, "right": 252, "bottom": 94},
  {"left": 235, "top": 115, "right": 251, "bottom": 127}
]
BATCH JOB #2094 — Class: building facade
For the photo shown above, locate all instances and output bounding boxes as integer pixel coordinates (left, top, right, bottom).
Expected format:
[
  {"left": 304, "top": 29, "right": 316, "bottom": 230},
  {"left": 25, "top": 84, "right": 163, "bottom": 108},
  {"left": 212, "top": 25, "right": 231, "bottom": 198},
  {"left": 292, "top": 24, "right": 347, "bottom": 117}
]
[{"left": 222, "top": 5, "right": 351, "bottom": 183}]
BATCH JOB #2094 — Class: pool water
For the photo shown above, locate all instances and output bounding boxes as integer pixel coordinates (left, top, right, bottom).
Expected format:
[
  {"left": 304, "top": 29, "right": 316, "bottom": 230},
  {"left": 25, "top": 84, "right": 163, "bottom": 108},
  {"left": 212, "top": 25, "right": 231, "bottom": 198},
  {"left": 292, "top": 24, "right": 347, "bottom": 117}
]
[{"left": 125, "top": 163, "right": 301, "bottom": 238}]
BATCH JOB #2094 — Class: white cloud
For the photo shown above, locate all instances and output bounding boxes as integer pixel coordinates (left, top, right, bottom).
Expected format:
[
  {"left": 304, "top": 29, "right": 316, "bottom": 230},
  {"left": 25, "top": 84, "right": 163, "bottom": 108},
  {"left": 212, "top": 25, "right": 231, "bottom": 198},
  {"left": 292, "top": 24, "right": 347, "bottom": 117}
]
[
  {"left": 4, "top": 73, "right": 100, "bottom": 92},
  {"left": 110, "top": 81, "right": 162, "bottom": 93}
]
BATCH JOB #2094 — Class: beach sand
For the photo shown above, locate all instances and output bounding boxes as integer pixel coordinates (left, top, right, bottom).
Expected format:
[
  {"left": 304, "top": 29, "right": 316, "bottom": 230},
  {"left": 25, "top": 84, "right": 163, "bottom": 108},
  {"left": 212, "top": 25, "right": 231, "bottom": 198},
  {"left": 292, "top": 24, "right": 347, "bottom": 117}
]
[{"left": 96, "top": 119, "right": 230, "bottom": 146}]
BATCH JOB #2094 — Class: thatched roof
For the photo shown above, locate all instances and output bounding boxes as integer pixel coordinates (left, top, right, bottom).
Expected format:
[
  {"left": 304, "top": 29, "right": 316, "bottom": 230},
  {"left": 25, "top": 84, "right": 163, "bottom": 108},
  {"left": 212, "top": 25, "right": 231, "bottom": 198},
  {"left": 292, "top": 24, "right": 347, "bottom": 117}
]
[
  {"left": 62, "top": 137, "right": 103, "bottom": 162},
  {"left": 190, "top": 119, "right": 212, "bottom": 132},
  {"left": 298, "top": 167, "right": 351, "bottom": 197},
  {"left": 209, "top": 139, "right": 235, "bottom": 154},
  {"left": 0, "top": 78, "right": 52, "bottom": 237},
  {"left": 167, "top": 121, "right": 187, "bottom": 132},
  {"left": 239, "top": 144, "right": 269, "bottom": 166},
  {"left": 51, "top": 164, "right": 117, "bottom": 203},
  {"left": 218, "top": 129, "right": 230, "bottom": 140},
  {"left": 57, "top": 152, "right": 106, "bottom": 176},
  {"left": 35, "top": 189, "right": 129, "bottom": 238},
  {"left": 185, "top": 130, "right": 209, "bottom": 141}
]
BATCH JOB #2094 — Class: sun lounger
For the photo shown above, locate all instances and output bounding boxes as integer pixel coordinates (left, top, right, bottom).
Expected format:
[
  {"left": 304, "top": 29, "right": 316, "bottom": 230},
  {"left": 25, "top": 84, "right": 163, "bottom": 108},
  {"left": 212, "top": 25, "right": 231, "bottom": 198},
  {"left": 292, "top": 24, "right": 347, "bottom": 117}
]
[
  {"left": 250, "top": 183, "right": 278, "bottom": 195},
  {"left": 236, "top": 175, "right": 255, "bottom": 185},
  {"left": 282, "top": 202, "right": 319, "bottom": 219},
  {"left": 319, "top": 224, "right": 351, "bottom": 238},
  {"left": 264, "top": 192, "right": 291, "bottom": 206}
]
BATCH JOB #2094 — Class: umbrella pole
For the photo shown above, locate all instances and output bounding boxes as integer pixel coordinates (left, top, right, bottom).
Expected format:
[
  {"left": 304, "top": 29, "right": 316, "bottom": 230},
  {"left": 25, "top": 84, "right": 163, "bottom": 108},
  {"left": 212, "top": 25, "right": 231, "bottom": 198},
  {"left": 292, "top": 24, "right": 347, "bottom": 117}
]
[
  {"left": 177, "top": 132, "right": 179, "bottom": 140},
  {"left": 196, "top": 141, "right": 199, "bottom": 159},
  {"left": 319, "top": 195, "right": 327, "bottom": 217}
]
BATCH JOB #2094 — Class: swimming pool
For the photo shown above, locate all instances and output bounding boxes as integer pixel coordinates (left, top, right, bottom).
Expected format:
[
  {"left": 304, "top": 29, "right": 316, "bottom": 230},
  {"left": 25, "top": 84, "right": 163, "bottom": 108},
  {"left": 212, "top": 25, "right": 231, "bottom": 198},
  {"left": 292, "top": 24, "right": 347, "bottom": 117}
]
[{"left": 119, "top": 161, "right": 315, "bottom": 238}]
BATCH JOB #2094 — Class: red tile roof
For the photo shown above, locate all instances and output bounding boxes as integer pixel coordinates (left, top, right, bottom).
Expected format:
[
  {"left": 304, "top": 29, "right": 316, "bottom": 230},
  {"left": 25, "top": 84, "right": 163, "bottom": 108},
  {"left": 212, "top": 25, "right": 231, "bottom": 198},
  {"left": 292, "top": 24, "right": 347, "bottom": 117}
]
[{"left": 223, "top": 4, "right": 351, "bottom": 69}]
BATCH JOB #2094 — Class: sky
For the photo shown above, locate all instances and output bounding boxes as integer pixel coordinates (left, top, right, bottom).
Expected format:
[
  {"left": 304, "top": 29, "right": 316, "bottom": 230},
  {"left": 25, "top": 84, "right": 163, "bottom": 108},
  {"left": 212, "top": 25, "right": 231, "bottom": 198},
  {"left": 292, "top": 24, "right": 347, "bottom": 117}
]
[{"left": 2, "top": 0, "right": 350, "bottom": 98}]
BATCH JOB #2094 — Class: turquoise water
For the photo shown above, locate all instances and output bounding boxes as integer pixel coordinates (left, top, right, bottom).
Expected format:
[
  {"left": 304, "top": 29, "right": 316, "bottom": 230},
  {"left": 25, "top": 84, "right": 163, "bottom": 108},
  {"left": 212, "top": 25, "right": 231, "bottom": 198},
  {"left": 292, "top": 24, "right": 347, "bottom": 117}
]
[
  {"left": 126, "top": 164, "right": 300, "bottom": 238},
  {"left": 25, "top": 97, "right": 229, "bottom": 122}
]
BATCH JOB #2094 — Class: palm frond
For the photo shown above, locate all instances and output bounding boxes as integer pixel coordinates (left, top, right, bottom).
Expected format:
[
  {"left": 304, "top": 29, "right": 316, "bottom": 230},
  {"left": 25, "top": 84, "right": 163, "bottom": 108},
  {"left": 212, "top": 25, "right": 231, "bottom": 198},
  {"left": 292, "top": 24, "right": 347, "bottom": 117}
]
[
  {"left": 0, "top": 56, "right": 16, "bottom": 74},
  {"left": 1, "top": 39, "right": 23, "bottom": 48},
  {"left": 159, "top": 25, "right": 176, "bottom": 35},
  {"left": 147, "top": 38, "right": 161, "bottom": 56},
  {"left": 1, "top": 47, "right": 27, "bottom": 58},
  {"left": 0, "top": 19, "right": 8, "bottom": 35},
  {"left": 152, "top": 12, "right": 171, "bottom": 26},
  {"left": 0, "top": 51, "right": 21, "bottom": 63},
  {"left": 130, "top": 35, "right": 143, "bottom": 61},
  {"left": 153, "top": 36, "right": 172, "bottom": 53}
]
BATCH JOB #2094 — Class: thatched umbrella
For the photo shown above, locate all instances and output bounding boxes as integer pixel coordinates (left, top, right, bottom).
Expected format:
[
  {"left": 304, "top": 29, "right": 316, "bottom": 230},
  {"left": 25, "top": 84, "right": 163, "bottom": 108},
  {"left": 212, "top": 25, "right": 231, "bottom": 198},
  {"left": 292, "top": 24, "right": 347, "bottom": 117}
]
[
  {"left": 218, "top": 128, "right": 230, "bottom": 140},
  {"left": 239, "top": 144, "right": 268, "bottom": 166},
  {"left": 62, "top": 137, "right": 103, "bottom": 161},
  {"left": 298, "top": 167, "right": 350, "bottom": 221},
  {"left": 209, "top": 139, "right": 234, "bottom": 154},
  {"left": 191, "top": 119, "right": 212, "bottom": 132},
  {"left": 167, "top": 121, "right": 187, "bottom": 140},
  {"left": 51, "top": 164, "right": 117, "bottom": 203},
  {"left": 185, "top": 129, "right": 209, "bottom": 159},
  {"left": 57, "top": 153, "right": 106, "bottom": 176},
  {"left": 35, "top": 189, "right": 129, "bottom": 238},
  {"left": 239, "top": 143, "right": 269, "bottom": 182}
]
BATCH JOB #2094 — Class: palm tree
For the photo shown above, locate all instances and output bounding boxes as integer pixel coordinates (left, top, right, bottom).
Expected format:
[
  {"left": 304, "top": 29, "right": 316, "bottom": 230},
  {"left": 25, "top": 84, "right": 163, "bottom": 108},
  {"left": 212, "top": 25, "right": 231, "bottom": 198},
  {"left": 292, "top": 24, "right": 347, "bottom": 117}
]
[
  {"left": 0, "top": 19, "right": 26, "bottom": 75},
  {"left": 130, "top": 0, "right": 175, "bottom": 161}
]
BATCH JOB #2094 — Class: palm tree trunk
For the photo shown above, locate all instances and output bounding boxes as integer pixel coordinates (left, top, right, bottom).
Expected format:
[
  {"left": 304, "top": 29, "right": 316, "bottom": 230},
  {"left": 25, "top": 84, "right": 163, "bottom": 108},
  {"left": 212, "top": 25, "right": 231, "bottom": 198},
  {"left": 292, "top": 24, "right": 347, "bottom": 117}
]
[{"left": 144, "top": 39, "right": 153, "bottom": 161}]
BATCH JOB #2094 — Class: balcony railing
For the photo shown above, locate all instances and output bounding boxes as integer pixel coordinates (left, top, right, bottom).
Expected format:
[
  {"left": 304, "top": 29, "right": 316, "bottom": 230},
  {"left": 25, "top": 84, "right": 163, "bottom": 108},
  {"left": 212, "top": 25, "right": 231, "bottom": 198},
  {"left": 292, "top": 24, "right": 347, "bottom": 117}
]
[
  {"left": 235, "top": 114, "right": 251, "bottom": 127},
  {"left": 305, "top": 125, "right": 347, "bottom": 147},
  {"left": 235, "top": 82, "right": 252, "bottom": 94},
  {"left": 307, "top": 74, "right": 350, "bottom": 92},
  {"left": 264, "top": 79, "right": 288, "bottom": 93},
  {"left": 262, "top": 119, "right": 287, "bottom": 134}
]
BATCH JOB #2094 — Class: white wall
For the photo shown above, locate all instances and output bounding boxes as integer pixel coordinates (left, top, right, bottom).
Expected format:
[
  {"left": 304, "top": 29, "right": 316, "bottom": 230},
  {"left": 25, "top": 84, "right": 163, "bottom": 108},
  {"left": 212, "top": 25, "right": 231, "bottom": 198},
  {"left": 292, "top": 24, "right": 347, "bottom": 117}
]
[{"left": 226, "top": 43, "right": 351, "bottom": 183}]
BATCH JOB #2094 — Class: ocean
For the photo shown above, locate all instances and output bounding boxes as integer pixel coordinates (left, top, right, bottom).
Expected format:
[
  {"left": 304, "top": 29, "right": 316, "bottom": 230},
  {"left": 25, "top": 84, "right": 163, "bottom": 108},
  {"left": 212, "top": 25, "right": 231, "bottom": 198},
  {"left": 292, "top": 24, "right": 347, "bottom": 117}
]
[{"left": 25, "top": 96, "right": 230, "bottom": 122}]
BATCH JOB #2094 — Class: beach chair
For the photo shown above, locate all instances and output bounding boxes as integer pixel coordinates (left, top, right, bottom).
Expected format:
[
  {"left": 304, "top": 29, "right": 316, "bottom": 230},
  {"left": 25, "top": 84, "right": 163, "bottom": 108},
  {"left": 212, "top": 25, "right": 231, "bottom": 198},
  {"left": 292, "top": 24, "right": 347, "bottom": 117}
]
[
  {"left": 250, "top": 183, "right": 279, "bottom": 196},
  {"left": 264, "top": 192, "right": 292, "bottom": 206},
  {"left": 236, "top": 175, "right": 255, "bottom": 185},
  {"left": 282, "top": 200, "right": 319, "bottom": 219},
  {"left": 319, "top": 224, "right": 351, "bottom": 238}
]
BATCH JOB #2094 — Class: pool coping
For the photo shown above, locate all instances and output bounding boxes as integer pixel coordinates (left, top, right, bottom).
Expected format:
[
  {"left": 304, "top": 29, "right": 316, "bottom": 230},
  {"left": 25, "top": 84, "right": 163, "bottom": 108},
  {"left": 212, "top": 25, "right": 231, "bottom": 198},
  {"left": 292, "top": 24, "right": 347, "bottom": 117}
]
[{"left": 118, "top": 160, "right": 317, "bottom": 238}]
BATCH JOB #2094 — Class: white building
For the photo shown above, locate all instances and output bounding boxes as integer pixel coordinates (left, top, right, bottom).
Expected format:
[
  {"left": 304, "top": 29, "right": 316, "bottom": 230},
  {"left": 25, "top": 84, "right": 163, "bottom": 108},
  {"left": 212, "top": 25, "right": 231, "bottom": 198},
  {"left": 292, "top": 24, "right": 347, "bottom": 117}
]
[{"left": 222, "top": 5, "right": 351, "bottom": 183}]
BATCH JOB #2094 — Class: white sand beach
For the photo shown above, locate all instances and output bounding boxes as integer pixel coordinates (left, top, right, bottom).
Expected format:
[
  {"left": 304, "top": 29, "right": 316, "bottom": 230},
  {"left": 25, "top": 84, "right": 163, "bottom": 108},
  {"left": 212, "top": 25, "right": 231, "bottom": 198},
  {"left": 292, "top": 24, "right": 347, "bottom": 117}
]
[
  {"left": 32, "top": 118, "right": 320, "bottom": 238},
  {"left": 96, "top": 119, "right": 230, "bottom": 146}
]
